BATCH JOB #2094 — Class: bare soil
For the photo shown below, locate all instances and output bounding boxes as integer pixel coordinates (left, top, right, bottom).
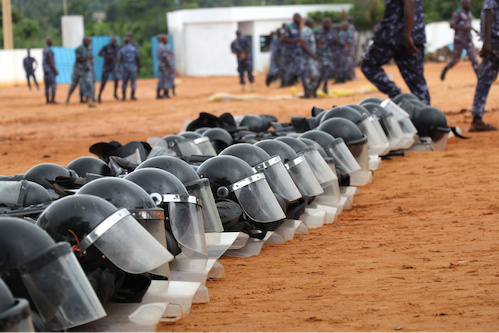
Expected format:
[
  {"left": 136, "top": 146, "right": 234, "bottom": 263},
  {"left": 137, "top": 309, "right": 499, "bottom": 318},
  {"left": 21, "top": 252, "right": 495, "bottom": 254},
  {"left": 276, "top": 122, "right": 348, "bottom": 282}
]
[{"left": 1, "top": 61, "right": 499, "bottom": 332}]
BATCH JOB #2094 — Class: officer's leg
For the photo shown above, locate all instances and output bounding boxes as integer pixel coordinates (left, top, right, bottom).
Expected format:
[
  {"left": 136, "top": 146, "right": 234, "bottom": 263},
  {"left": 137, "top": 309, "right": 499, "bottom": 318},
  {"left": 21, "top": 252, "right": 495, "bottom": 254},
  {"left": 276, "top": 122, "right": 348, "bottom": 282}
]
[
  {"left": 83, "top": 72, "right": 95, "bottom": 107},
  {"left": 27, "top": 74, "right": 32, "bottom": 90},
  {"left": 442, "top": 42, "right": 464, "bottom": 81},
  {"left": 237, "top": 61, "right": 245, "bottom": 90},
  {"left": 122, "top": 71, "right": 129, "bottom": 101},
  {"left": 66, "top": 71, "right": 80, "bottom": 104},
  {"left": 466, "top": 41, "right": 480, "bottom": 76},
  {"left": 111, "top": 68, "right": 119, "bottom": 99},
  {"left": 472, "top": 50, "right": 499, "bottom": 121},
  {"left": 157, "top": 67, "right": 165, "bottom": 98},
  {"left": 44, "top": 74, "right": 50, "bottom": 103},
  {"left": 394, "top": 44, "right": 430, "bottom": 105},
  {"left": 33, "top": 74, "right": 39, "bottom": 89},
  {"left": 99, "top": 68, "right": 110, "bottom": 99},
  {"left": 51, "top": 77, "right": 57, "bottom": 102},
  {"left": 130, "top": 71, "right": 137, "bottom": 100},
  {"left": 360, "top": 43, "right": 400, "bottom": 98}
]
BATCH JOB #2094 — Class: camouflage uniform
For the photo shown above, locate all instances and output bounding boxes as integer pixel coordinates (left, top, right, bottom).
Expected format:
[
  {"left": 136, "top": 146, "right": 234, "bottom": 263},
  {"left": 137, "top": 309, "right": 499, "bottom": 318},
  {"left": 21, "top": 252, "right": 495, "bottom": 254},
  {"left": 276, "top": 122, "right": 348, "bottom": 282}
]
[
  {"left": 231, "top": 35, "right": 254, "bottom": 85},
  {"left": 315, "top": 27, "right": 335, "bottom": 84},
  {"left": 347, "top": 23, "right": 357, "bottom": 79},
  {"left": 472, "top": 0, "right": 499, "bottom": 118},
  {"left": 361, "top": 0, "right": 430, "bottom": 105},
  {"left": 282, "top": 22, "right": 309, "bottom": 92},
  {"left": 444, "top": 7, "right": 479, "bottom": 74},
  {"left": 302, "top": 25, "right": 321, "bottom": 95},
  {"left": 99, "top": 43, "right": 120, "bottom": 88},
  {"left": 42, "top": 45, "right": 57, "bottom": 102},
  {"left": 67, "top": 44, "right": 94, "bottom": 100},
  {"left": 335, "top": 29, "right": 349, "bottom": 82},
  {"left": 23, "top": 56, "right": 39, "bottom": 89},
  {"left": 118, "top": 43, "right": 140, "bottom": 95},
  {"left": 268, "top": 34, "right": 283, "bottom": 81}
]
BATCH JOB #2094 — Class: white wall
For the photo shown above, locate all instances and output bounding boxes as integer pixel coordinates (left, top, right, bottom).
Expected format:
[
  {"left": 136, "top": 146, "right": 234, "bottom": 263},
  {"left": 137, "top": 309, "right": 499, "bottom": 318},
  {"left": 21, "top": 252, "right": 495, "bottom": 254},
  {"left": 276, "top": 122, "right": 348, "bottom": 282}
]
[
  {"left": 62, "top": 15, "right": 84, "bottom": 49},
  {"left": 0, "top": 49, "right": 43, "bottom": 87},
  {"left": 425, "top": 19, "right": 482, "bottom": 53}
]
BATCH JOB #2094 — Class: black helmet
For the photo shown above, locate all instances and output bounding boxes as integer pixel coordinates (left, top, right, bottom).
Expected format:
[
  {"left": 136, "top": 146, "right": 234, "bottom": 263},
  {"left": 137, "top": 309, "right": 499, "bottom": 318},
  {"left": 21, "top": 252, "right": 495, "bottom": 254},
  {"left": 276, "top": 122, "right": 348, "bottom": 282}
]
[
  {"left": 410, "top": 106, "right": 450, "bottom": 150},
  {"left": 254, "top": 140, "right": 324, "bottom": 197},
  {"left": 392, "top": 93, "right": 427, "bottom": 117},
  {"left": 67, "top": 156, "right": 112, "bottom": 178},
  {"left": 137, "top": 156, "right": 198, "bottom": 184},
  {"left": 239, "top": 114, "right": 268, "bottom": 132},
  {"left": 0, "top": 180, "right": 51, "bottom": 208},
  {"left": 179, "top": 132, "right": 217, "bottom": 156},
  {"left": 23, "top": 163, "right": 78, "bottom": 198},
  {"left": 125, "top": 168, "right": 207, "bottom": 271},
  {"left": 220, "top": 143, "right": 302, "bottom": 202},
  {"left": 344, "top": 104, "right": 372, "bottom": 117},
  {"left": 321, "top": 106, "right": 365, "bottom": 126},
  {"left": 298, "top": 137, "right": 329, "bottom": 158},
  {"left": 194, "top": 127, "right": 211, "bottom": 134},
  {"left": 197, "top": 155, "right": 285, "bottom": 224},
  {"left": 89, "top": 141, "right": 151, "bottom": 164},
  {"left": 202, "top": 128, "right": 233, "bottom": 154},
  {"left": 359, "top": 96, "right": 383, "bottom": 105},
  {"left": 0, "top": 216, "right": 106, "bottom": 331},
  {"left": 0, "top": 277, "right": 34, "bottom": 332}
]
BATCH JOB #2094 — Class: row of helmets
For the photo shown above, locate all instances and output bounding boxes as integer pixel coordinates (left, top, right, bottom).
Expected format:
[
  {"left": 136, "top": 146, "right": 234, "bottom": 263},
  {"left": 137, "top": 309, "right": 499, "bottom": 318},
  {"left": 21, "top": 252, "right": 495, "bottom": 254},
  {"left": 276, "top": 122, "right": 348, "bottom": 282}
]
[{"left": 0, "top": 93, "right": 451, "bottom": 331}]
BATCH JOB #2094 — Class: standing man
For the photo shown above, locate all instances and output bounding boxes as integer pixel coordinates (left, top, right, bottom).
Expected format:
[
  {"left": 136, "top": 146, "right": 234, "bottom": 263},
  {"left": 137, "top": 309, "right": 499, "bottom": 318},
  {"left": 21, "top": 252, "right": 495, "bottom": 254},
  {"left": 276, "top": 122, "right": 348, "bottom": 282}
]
[
  {"left": 156, "top": 34, "right": 174, "bottom": 99},
  {"left": 23, "top": 49, "right": 39, "bottom": 91},
  {"left": 118, "top": 38, "right": 140, "bottom": 101},
  {"left": 65, "top": 36, "right": 95, "bottom": 107},
  {"left": 361, "top": 0, "right": 430, "bottom": 105},
  {"left": 302, "top": 19, "right": 320, "bottom": 98},
  {"left": 97, "top": 36, "right": 120, "bottom": 103},
  {"left": 42, "top": 38, "right": 58, "bottom": 104},
  {"left": 346, "top": 17, "right": 357, "bottom": 80},
  {"left": 316, "top": 18, "right": 336, "bottom": 94},
  {"left": 469, "top": 0, "right": 499, "bottom": 131},
  {"left": 231, "top": 30, "right": 255, "bottom": 92},
  {"left": 441, "top": 0, "right": 480, "bottom": 81},
  {"left": 335, "top": 23, "right": 350, "bottom": 84}
]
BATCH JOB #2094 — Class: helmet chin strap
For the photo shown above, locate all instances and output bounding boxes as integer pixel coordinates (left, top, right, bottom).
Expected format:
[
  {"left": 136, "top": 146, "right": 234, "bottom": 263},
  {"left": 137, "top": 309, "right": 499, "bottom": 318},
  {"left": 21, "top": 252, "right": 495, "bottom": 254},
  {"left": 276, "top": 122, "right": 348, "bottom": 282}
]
[{"left": 450, "top": 127, "right": 470, "bottom": 139}]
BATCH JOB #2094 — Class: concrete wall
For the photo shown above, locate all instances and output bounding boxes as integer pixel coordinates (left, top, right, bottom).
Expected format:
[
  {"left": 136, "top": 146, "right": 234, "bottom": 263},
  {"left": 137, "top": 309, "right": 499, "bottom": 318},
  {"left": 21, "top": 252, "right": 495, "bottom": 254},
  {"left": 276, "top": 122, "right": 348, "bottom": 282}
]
[
  {"left": 62, "top": 15, "right": 85, "bottom": 48},
  {"left": 0, "top": 49, "right": 43, "bottom": 87}
]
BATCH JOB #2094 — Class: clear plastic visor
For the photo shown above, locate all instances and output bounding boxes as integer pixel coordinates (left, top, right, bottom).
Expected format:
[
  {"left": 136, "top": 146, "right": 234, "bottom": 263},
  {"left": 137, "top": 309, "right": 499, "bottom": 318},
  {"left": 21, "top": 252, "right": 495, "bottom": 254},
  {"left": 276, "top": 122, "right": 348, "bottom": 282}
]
[
  {"left": 132, "top": 209, "right": 170, "bottom": 277},
  {"left": 229, "top": 173, "right": 286, "bottom": 222},
  {"left": 186, "top": 178, "right": 224, "bottom": 233},
  {"left": 78, "top": 208, "right": 174, "bottom": 274},
  {"left": 357, "top": 117, "right": 387, "bottom": 148},
  {"left": 147, "top": 139, "right": 178, "bottom": 159},
  {"left": 399, "top": 118, "right": 419, "bottom": 135},
  {"left": 299, "top": 147, "right": 338, "bottom": 188},
  {"left": 252, "top": 155, "right": 302, "bottom": 202},
  {"left": 19, "top": 243, "right": 106, "bottom": 331},
  {"left": 431, "top": 128, "right": 450, "bottom": 151},
  {"left": 285, "top": 156, "right": 324, "bottom": 197},
  {"left": 370, "top": 115, "right": 390, "bottom": 143},
  {"left": 383, "top": 114, "right": 405, "bottom": 142},
  {"left": 0, "top": 181, "right": 23, "bottom": 206},
  {"left": 177, "top": 139, "right": 203, "bottom": 157},
  {"left": 326, "top": 138, "right": 361, "bottom": 175},
  {"left": 193, "top": 137, "right": 217, "bottom": 157},
  {"left": 381, "top": 99, "right": 411, "bottom": 121},
  {"left": 0, "top": 298, "right": 34, "bottom": 332},
  {"left": 123, "top": 148, "right": 144, "bottom": 164}
]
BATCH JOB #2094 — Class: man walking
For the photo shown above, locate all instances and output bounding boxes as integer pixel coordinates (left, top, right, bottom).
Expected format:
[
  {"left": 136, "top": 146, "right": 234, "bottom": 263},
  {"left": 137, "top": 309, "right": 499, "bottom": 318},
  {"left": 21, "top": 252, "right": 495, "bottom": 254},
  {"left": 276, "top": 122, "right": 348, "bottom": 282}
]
[
  {"left": 23, "top": 49, "right": 39, "bottom": 91},
  {"left": 118, "top": 38, "right": 140, "bottom": 101},
  {"left": 97, "top": 36, "right": 120, "bottom": 103},
  {"left": 302, "top": 19, "right": 320, "bottom": 98},
  {"left": 441, "top": 0, "right": 480, "bottom": 81},
  {"left": 156, "top": 34, "right": 174, "bottom": 99},
  {"left": 231, "top": 30, "right": 255, "bottom": 92},
  {"left": 42, "top": 38, "right": 58, "bottom": 104},
  {"left": 316, "top": 18, "right": 336, "bottom": 94},
  {"left": 65, "top": 36, "right": 95, "bottom": 107},
  {"left": 361, "top": 0, "right": 430, "bottom": 105}
]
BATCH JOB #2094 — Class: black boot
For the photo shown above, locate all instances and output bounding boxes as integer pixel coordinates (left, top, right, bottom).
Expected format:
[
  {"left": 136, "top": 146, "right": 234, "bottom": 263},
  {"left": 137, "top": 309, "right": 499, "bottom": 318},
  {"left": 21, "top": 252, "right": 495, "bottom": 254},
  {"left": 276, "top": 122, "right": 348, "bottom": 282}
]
[
  {"left": 156, "top": 89, "right": 163, "bottom": 99},
  {"left": 131, "top": 90, "right": 137, "bottom": 101},
  {"left": 97, "top": 93, "right": 102, "bottom": 103},
  {"left": 440, "top": 67, "right": 448, "bottom": 81},
  {"left": 122, "top": 89, "right": 126, "bottom": 101},
  {"left": 171, "top": 86, "right": 176, "bottom": 96},
  {"left": 163, "top": 89, "right": 170, "bottom": 99}
]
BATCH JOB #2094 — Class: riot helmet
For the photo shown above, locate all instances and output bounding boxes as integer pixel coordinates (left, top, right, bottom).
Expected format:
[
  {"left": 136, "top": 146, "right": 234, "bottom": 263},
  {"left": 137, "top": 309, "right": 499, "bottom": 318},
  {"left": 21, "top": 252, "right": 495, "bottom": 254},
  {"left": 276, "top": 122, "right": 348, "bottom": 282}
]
[
  {"left": 23, "top": 163, "right": 78, "bottom": 199},
  {"left": 392, "top": 93, "right": 427, "bottom": 117},
  {"left": 67, "top": 156, "right": 113, "bottom": 178},
  {"left": 254, "top": 139, "right": 324, "bottom": 197},
  {"left": 203, "top": 128, "right": 233, "bottom": 154},
  {"left": 0, "top": 216, "right": 106, "bottom": 331},
  {"left": 197, "top": 155, "right": 286, "bottom": 224},
  {"left": 219, "top": 143, "right": 302, "bottom": 202},
  {"left": 194, "top": 127, "right": 211, "bottom": 135},
  {"left": 89, "top": 140, "right": 151, "bottom": 164},
  {"left": 380, "top": 98, "right": 419, "bottom": 142},
  {"left": 179, "top": 131, "right": 217, "bottom": 156},
  {"left": 239, "top": 114, "right": 269, "bottom": 133},
  {"left": 136, "top": 156, "right": 224, "bottom": 233},
  {"left": 359, "top": 96, "right": 383, "bottom": 105},
  {"left": 125, "top": 168, "right": 207, "bottom": 272},
  {"left": 77, "top": 177, "right": 171, "bottom": 277},
  {"left": 0, "top": 277, "right": 34, "bottom": 332},
  {"left": 0, "top": 180, "right": 51, "bottom": 209},
  {"left": 160, "top": 134, "right": 204, "bottom": 159},
  {"left": 410, "top": 106, "right": 451, "bottom": 151},
  {"left": 318, "top": 118, "right": 371, "bottom": 186}
]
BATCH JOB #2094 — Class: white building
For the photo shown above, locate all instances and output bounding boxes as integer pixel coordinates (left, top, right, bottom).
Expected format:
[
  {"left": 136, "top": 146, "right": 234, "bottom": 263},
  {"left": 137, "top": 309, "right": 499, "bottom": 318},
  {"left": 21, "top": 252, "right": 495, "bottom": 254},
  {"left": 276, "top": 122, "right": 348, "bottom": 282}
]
[{"left": 167, "top": 4, "right": 352, "bottom": 77}]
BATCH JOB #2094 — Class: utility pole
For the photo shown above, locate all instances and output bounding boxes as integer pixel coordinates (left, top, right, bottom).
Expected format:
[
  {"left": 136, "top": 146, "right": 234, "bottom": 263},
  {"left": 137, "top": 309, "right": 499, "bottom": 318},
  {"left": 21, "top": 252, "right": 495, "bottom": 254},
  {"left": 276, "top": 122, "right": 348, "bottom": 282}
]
[
  {"left": 2, "top": 0, "right": 14, "bottom": 49},
  {"left": 63, "top": 0, "right": 68, "bottom": 16}
]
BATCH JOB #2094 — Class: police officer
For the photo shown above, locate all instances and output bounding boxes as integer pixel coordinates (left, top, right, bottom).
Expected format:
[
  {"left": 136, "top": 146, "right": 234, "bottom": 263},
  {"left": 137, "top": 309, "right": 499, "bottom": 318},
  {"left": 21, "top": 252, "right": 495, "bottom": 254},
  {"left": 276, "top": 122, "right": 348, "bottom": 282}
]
[
  {"left": 347, "top": 17, "right": 357, "bottom": 80},
  {"left": 335, "top": 23, "right": 350, "bottom": 84},
  {"left": 281, "top": 13, "right": 314, "bottom": 97},
  {"left": 470, "top": 0, "right": 499, "bottom": 131},
  {"left": 302, "top": 18, "right": 320, "bottom": 98},
  {"left": 441, "top": 0, "right": 480, "bottom": 81},
  {"left": 156, "top": 34, "right": 174, "bottom": 99},
  {"left": 42, "top": 38, "right": 58, "bottom": 104},
  {"left": 97, "top": 36, "right": 120, "bottom": 103},
  {"left": 65, "top": 36, "right": 95, "bottom": 107},
  {"left": 23, "top": 49, "right": 39, "bottom": 91},
  {"left": 361, "top": 0, "right": 430, "bottom": 105},
  {"left": 265, "top": 29, "right": 283, "bottom": 86},
  {"left": 231, "top": 30, "right": 255, "bottom": 92},
  {"left": 316, "top": 18, "right": 336, "bottom": 94},
  {"left": 118, "top": 37, "right": 141, "bottom": 101}
]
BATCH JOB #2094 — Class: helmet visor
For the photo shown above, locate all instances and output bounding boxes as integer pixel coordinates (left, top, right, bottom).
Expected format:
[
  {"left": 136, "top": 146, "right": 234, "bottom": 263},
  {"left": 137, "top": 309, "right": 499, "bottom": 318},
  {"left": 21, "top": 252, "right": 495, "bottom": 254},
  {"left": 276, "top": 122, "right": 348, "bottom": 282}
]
[
  {"left": 186, "top": 178, "right": 224, "bottom": 233},
  {"left": 19, "top": 243, "right": 106, "bottom": 331},
  {"left": 147, "top": 139, "right": 178, "bottom": 159},
  {"left": 357, "top": 116, "right": 387, "bottom": 149},
  {"left": 252, "top": 156, "right": 302, "bottom": 202},
  {"left": 431, "top": 128, "right": 450, "bottom": 151},
  {"left": 80, "top": 208, "right": 174, "bottom": 274},
  {"left": 0, "top": 181, "right": 23, "bottom": 206},
  {"left": 230, "top": 173, "right": 286, "bottom": 222},
  {"left": 133, "top": 209, "right": 170, "bottom": 277},
  {"left": 285, "top": 156, "right": 324, "bottom": 197},
  {"left": 299, "top": 147, "right": 338, "bottom": 188},
  {"left": 177, "top": 138, "right": 203, "bottom": 157},
  {"left": 193, "top": 137, "right": 217, "bottom": 157},
  {"left": 326, "top": 138, "right": 361, "bottom": 175},
  {"left": 347, "top": 138, "right": 372, "bottom": 186},
  {"left": 0, "top": 298, "right": 34, "bottom": 332}
]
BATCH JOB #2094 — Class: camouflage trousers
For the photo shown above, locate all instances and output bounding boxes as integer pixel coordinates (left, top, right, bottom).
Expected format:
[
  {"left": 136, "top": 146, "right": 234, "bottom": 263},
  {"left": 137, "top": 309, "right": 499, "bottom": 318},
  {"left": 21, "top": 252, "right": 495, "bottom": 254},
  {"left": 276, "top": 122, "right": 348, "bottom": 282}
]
[
  {"left": 361, "top": 43, "right": 430, "bottom": 105},
  {"left": 304, "top": 57, "right": 321, "bottom": 93},
  {"left": 445, "top": 39, "right": 479, "bottom": 74},
  {"left": 237, "top": 58, "right": 254, "bottom": 85},
  {"left": 68, "top": 69, "right": 93, "bottom": 98},
  {"left": 157, "top": 65, "right": 174, "bottom": 90},
  {"left": 122, "top": 68, "right": 137, "bottom": 92},
  {"left": 44, "top": 71, "right": 57, "bottom": 100},
  {"left": 318, "top": 52, "right": 335, "bottom": 81},
  {"left": 472, "top": 43, "right": 499, "bottom": 117}
]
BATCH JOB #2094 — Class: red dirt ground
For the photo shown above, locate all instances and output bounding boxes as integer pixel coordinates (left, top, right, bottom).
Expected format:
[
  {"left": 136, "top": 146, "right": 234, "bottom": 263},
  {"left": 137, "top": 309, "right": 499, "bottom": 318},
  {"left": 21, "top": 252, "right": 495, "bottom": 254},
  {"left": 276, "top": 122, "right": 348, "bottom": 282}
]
[{"left": 1, "top": 61, "right": 499, "bottom": 332}]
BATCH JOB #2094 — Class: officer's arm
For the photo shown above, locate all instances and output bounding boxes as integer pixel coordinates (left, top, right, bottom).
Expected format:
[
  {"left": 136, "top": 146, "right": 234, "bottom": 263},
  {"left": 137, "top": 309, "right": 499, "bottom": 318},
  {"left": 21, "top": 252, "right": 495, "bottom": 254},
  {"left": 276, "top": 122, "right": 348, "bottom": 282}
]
[
  {"left": 48, "top": 54, "right": 58, "bottom": 75},
  {"left": 481, "top": 8, "right": 494, "bottom": 58},
  {"left": 33, "top": 59, "right": 37, "bottom": 71},
  {"left": 450, "top": 12, "right": 471, "bottom": 31},
  {"left": 403, "top": 0, "right": 419, "bottom": 55},
  {"left": 281, "top": 33, "right": 301, "bottom": 44},
  {"left": 301, "top": 42, "right": 318, "bottom": 60}
]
